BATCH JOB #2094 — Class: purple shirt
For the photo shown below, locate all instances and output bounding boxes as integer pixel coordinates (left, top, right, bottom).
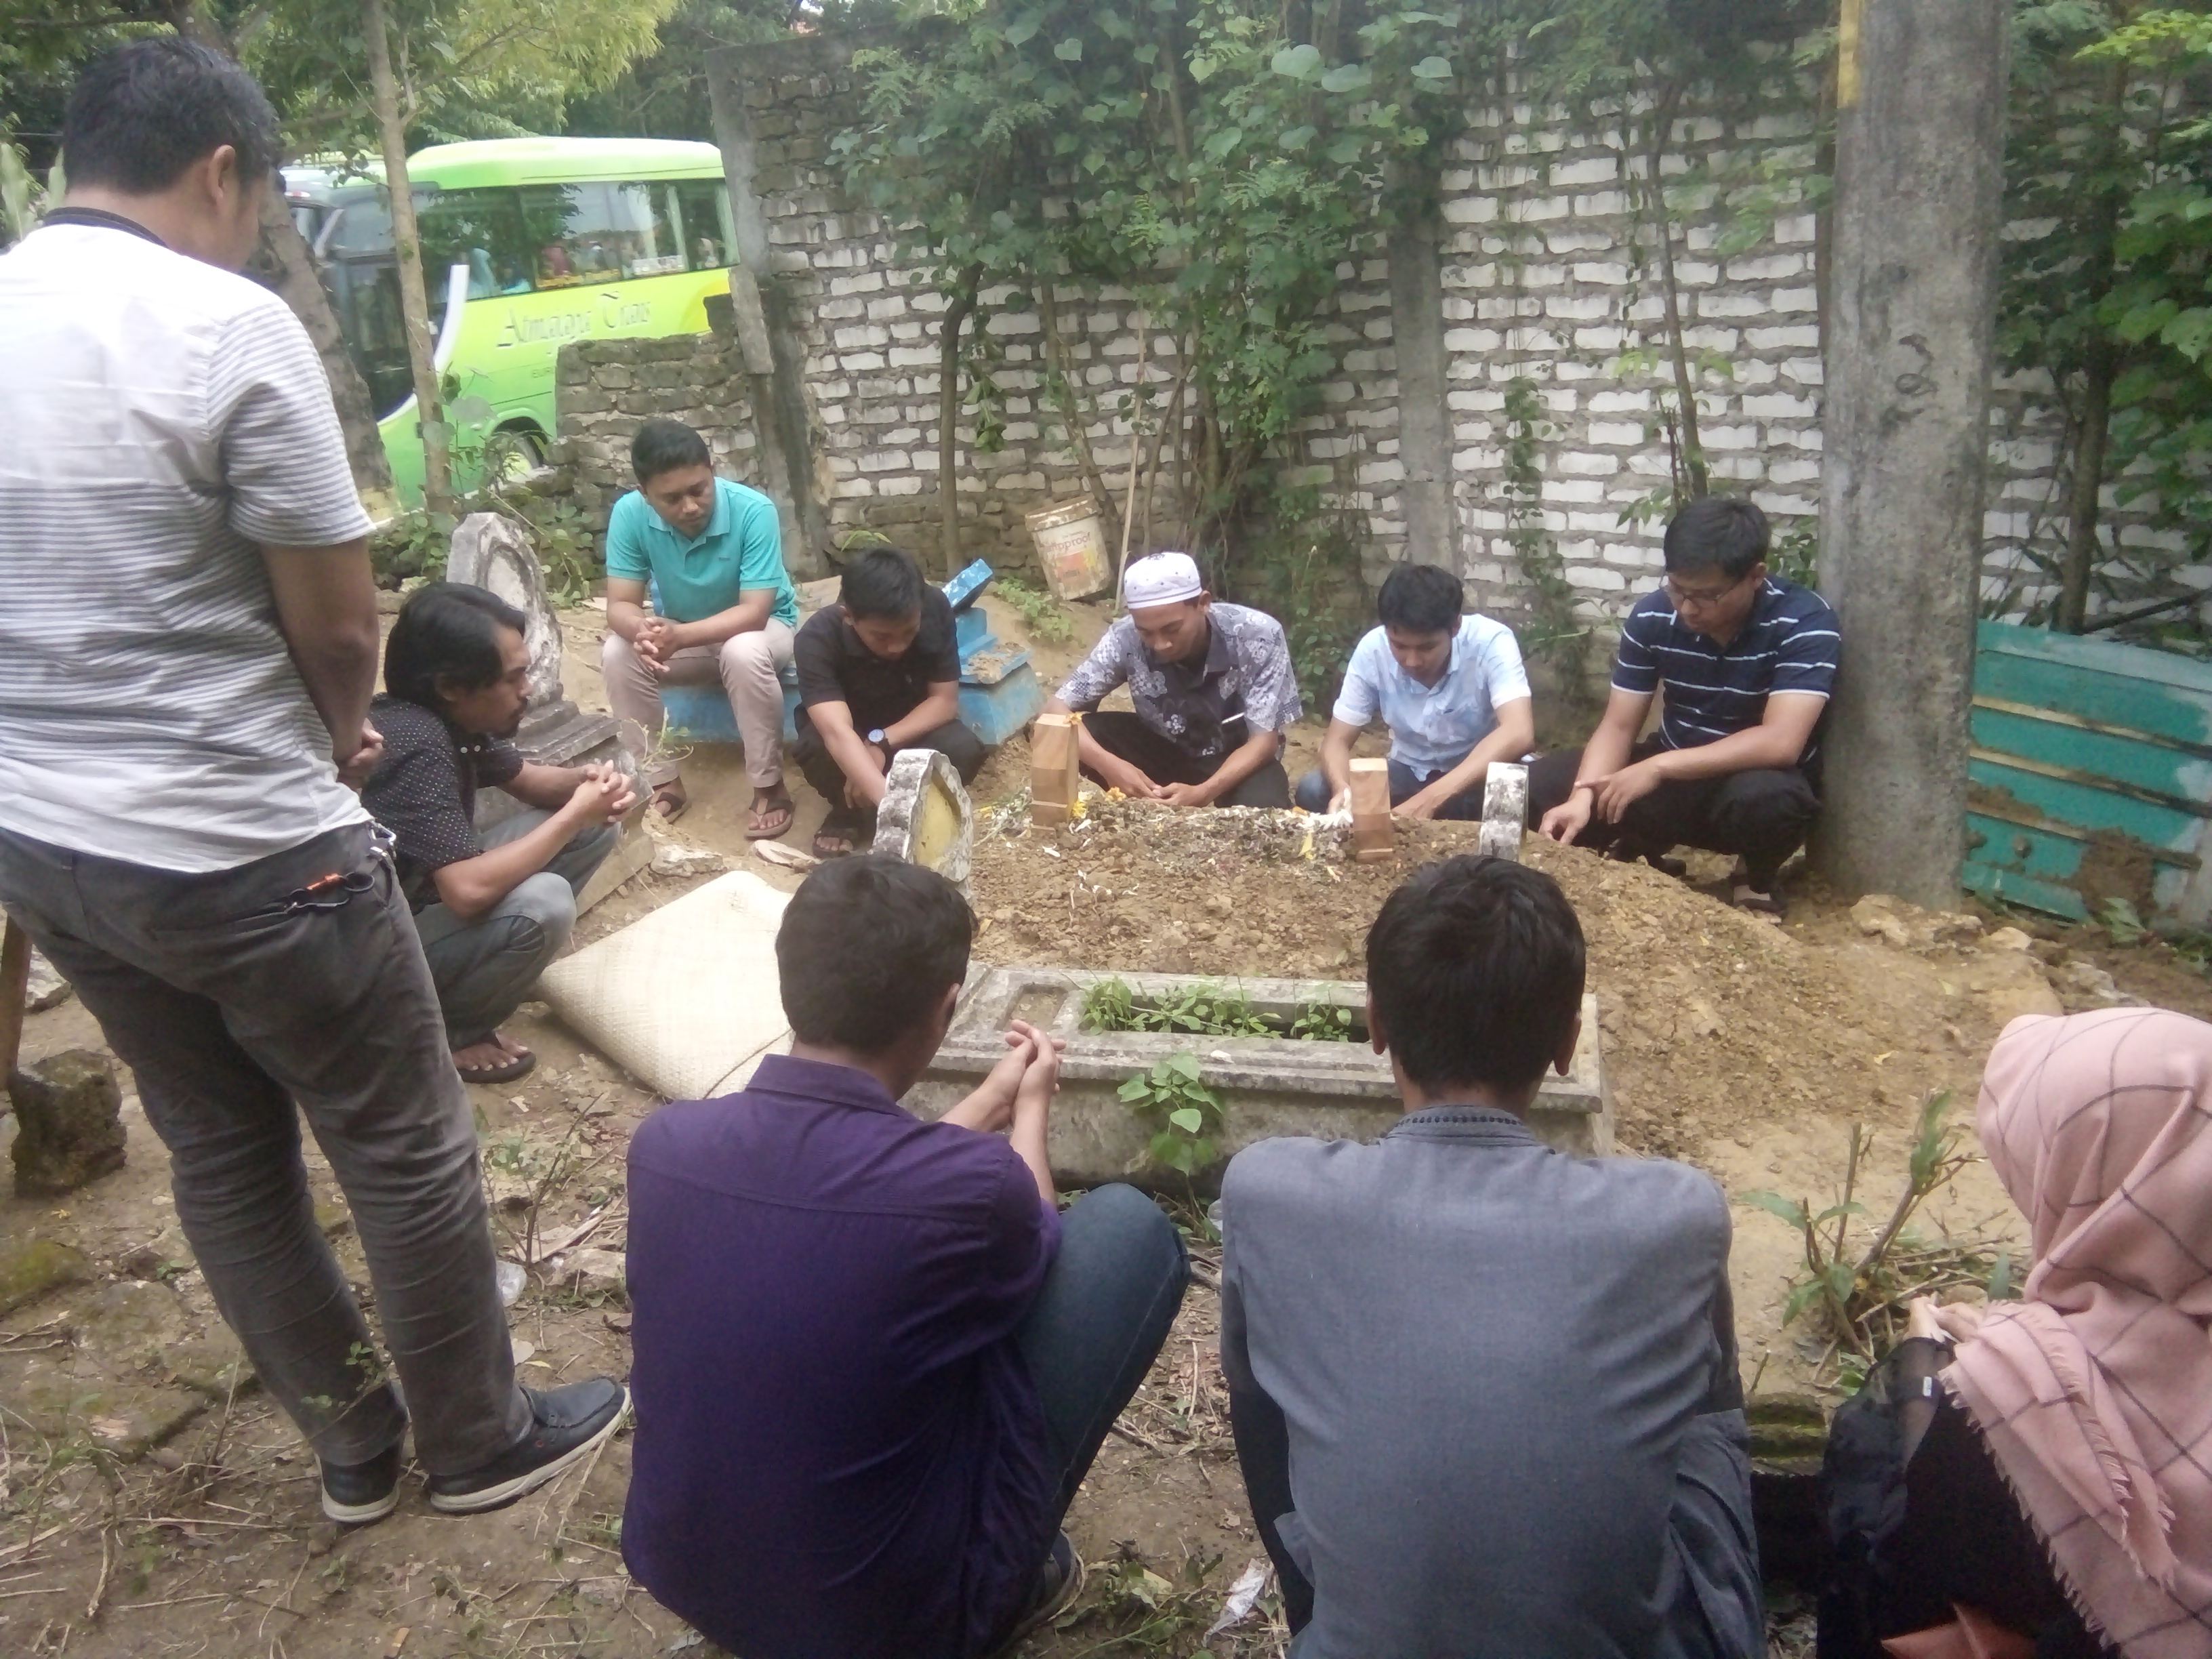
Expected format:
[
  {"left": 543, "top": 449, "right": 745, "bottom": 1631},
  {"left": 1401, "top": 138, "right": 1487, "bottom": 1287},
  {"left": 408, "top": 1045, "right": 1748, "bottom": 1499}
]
[{"left": 622, "top": 1054, "right": 1063, "bottom": 1659}]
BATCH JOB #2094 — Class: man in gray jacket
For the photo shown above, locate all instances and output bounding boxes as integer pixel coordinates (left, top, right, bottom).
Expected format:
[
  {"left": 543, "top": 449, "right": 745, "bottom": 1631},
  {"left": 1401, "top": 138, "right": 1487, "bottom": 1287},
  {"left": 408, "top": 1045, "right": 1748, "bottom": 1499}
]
[{"left": 1219, "top": 855, "right": 1761, "bottom": 1657}]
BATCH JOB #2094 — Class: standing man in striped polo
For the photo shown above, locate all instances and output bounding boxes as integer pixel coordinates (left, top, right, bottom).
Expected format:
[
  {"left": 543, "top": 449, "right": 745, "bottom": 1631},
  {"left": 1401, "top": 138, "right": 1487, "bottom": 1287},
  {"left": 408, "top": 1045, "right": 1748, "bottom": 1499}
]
[
  {"left": 0, "top": 40, "right": 624, "bottom": 1523},
  {"left": 1529, "top": 497, "right": 1839, "bottom": 918}
]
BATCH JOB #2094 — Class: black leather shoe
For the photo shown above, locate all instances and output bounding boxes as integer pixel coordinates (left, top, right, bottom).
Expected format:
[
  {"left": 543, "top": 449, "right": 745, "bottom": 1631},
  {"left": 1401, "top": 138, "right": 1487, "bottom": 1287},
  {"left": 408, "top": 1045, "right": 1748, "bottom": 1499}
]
[
  {"left": 983, "top": 1532, "right": 1084, "bottom": 1658},
  {"left": 428, "top": 1380, "right": 628, "bottom": 1514},
  {"left": 321, "top": 1442, "right": 403, "bottom": 1524}
]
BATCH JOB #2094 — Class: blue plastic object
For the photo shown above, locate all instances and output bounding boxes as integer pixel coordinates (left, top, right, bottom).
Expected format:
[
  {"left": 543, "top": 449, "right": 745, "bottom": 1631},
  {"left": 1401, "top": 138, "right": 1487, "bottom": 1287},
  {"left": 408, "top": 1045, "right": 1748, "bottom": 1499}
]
[{"left": 661, "top": 559, "right": 1042, "bottom": 751}]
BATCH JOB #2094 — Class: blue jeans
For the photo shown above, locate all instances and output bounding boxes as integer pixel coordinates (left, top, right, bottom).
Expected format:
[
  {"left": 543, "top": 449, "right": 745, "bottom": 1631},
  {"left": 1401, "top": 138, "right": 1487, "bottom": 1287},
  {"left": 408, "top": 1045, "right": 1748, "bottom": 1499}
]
[
  {"left": 1292, "top": 760, "right": 1483, "bottom": 820},
  {"left": 1015, "top": 1183, "right": 1190, "bottom": 1523}
]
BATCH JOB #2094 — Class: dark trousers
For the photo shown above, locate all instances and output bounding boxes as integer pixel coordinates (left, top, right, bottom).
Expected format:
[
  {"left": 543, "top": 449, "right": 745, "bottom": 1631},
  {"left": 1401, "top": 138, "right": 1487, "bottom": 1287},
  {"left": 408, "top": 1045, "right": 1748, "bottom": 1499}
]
[
  {"left": 413, "top": 814, "right": 618, "bottom": 1049},
  {"left": 794, "top": 717, "right": 986, "bottom": 836},
  {"left": 1012, "top": 1183, "right": 1190, "bottom": 1526},
  {"left": 1291, "top": 759, "right": 1483, "bottom": 819},
  {"left": 1526, "top": 735, "right": 1820, "bottom": 890},
  {"left": 1082, "top": 710, "right": 1292, "bottom": 809},
  {"left": 0, "top": 823, "right": 531, "bottom": 1473}
]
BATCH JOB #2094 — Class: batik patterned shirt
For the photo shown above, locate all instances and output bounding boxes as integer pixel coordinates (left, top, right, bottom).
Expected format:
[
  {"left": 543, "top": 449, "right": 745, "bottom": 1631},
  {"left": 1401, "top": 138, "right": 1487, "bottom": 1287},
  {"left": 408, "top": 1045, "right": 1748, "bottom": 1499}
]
[{"left": 1056, "top": 602, "right": 1302, "bottom": 762}]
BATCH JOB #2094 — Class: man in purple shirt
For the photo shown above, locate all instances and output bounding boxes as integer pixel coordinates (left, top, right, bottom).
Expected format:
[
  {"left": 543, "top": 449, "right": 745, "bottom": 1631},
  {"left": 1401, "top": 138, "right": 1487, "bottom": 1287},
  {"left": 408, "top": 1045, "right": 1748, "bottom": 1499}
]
[{"left": 623, "top": 856, "right": 1189, "bottom": 1659}]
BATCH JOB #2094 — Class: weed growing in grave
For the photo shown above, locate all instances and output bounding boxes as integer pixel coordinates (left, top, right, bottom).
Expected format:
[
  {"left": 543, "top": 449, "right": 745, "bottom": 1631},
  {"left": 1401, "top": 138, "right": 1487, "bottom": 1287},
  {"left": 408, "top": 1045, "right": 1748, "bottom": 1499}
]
[
  {"left": 1082, "top": 978, "right": 1275, "bottom": 1038},
  {"left": 1120, "top": 1054, "right": 1226, "bottom": 1179},
  {"left": 991, "top": 575, "right": 1076, "bottom": 645},
  {"left": 1289, "top": 1001, "right": 1358, "bottom": 1042},
  {"left": 1058, "top": 1544, "right": 1229, "bottom": 1650},
  {"left": 1740, "top": 1091, "right": 2017, "bottom": 1384}
]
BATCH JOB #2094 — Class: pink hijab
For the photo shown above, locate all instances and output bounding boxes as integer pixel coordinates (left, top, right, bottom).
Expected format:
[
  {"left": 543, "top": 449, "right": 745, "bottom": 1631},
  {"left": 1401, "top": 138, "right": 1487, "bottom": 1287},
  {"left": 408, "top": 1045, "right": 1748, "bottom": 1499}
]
[{"left": 1946, "top": 1008, "right": 2212, "bottom": 1659}]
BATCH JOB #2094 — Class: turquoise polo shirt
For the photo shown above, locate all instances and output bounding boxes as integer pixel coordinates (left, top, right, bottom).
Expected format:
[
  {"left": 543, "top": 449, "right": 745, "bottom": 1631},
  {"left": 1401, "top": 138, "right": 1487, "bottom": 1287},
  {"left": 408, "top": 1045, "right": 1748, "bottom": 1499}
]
[{"left": 605, "top": 477, "right": 799, "bottom": 630}]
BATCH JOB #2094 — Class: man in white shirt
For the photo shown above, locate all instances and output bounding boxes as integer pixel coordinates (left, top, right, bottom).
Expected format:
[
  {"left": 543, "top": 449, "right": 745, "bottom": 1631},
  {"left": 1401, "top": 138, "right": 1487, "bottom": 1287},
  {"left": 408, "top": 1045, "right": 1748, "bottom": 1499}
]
[
  {"left": 0, "top": 40, "right": 623, "bottom": 1526},
  {"left": 1294, "top": 565, "right": 1535, "bottom": 820}
]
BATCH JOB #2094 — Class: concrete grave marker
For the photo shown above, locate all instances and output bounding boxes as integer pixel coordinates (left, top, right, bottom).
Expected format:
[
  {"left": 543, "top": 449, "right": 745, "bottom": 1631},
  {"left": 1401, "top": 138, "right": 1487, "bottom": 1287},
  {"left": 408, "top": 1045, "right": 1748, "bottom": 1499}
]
[
  {"left": 873, "top": 748, "right": 975, "bottom": 893},
  {"left": 1480, "top": 762, "right": 1528, "bottom": 861},
  {"left": 1349, "top": 758, "right": 1393, "bottom": 863},
  {"left": 448, "top": 513, "right": 564, "bottom": 705},
  {"left": 1029, "top": 712, "right": 1082, "bottom": 827},
  {"left": 445, "top": 513, "right": 636, "bottom": 861}
]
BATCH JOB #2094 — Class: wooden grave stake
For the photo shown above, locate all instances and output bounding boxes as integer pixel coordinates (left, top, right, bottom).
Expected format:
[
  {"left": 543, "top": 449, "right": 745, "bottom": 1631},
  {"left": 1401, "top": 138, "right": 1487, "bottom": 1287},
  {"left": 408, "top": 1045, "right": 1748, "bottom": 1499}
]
[
  {"left": 1030, "top": 712, "right": 1082, "bottom": 827},
  {"left": 1349, "top": 758, "right": 1394, "bottom": 863}
]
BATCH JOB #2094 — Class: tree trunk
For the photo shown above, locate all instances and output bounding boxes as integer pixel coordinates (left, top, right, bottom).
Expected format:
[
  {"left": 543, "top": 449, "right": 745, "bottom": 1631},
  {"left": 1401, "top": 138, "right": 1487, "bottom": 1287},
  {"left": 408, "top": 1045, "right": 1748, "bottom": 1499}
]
[
  {"left": 1645, "top": 81, "right": 1707, "bottom": 499},
  {"left": 1814, "top": 0, "right": 2010, "bottom": 907},
  {"left": 2057, "top": 333, "right": 2117, "bottom": 632},
  {"left": 250, "top": 192, "right": 396, "bottom": 506},
  {"left": 2056, "top": 66, "right": 2133, "bottom": 635},
  {"left": 361, "top": 0, "right": 453, "bottom": 520},
  {"left": 937, "top": 265, "right": 982, "bottom": 579},
  {"left": 165, "top": 0, "right": 392, "bottom": 503}
]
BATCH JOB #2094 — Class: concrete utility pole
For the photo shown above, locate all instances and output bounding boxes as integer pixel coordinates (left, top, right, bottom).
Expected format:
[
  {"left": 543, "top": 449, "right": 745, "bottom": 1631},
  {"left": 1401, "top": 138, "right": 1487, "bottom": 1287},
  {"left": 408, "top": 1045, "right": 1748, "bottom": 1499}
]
[{"left": 1814, "top": 0, "right": 2009, "bottom": 908}]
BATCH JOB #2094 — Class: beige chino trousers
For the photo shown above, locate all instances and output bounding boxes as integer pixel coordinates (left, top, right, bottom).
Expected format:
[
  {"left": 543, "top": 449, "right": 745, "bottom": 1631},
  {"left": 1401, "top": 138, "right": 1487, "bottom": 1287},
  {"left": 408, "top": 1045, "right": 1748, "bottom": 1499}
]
[{"left": 602, "top": 618, "right": 795, "bottom": 789}]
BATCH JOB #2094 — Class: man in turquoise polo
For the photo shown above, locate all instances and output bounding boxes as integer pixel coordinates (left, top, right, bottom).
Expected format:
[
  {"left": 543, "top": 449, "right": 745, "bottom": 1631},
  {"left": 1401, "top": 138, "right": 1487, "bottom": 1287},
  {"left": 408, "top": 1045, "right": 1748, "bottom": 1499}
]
[{"left": 602, "top": 419, "right": 801, "bottom": 837}]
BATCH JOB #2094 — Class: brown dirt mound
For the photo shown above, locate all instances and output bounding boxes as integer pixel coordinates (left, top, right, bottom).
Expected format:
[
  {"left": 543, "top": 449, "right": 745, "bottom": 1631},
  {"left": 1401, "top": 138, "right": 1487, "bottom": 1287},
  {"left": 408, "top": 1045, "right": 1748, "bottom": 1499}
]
[{"left": 970, "top": 801, "right": 2024, "bottom": 1161}]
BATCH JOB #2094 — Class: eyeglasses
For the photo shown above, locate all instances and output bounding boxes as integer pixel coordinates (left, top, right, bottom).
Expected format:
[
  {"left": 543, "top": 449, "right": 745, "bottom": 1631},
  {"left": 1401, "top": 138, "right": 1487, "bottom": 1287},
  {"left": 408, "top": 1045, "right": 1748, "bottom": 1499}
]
[{"left": 1664, "top": 573, "right": 1748, "bottom": 611}]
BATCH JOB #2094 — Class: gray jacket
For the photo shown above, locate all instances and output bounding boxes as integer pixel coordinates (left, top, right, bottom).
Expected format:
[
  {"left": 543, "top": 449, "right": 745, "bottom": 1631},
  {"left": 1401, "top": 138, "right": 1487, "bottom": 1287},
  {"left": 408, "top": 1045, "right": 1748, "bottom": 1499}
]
[{"left": 1219, "top": 1106, "right": 1762, "bottom": 1659}]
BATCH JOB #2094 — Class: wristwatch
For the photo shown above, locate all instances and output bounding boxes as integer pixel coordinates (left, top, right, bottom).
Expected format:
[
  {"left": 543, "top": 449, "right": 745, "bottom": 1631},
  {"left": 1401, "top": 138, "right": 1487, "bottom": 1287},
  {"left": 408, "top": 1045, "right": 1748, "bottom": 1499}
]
[{"left": 867, "top": 729, "right": 888, "bottom": 756}]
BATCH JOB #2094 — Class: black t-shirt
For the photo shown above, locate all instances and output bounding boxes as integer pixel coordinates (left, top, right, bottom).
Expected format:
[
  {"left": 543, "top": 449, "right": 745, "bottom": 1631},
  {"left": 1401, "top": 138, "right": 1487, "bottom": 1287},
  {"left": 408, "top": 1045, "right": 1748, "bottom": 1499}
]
[
  {"left": 792, "top": 586, "right": 962, "bottom": 740},
  {"left": 361, "top": 695, "right": 524, "bottom": 911}
]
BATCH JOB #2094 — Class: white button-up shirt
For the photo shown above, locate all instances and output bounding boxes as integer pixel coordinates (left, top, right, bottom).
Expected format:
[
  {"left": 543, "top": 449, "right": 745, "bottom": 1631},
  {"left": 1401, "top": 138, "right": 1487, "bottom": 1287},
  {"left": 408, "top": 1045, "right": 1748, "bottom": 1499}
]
[{"left": 1332, "top": 614, "right": 1531, "bottom": 777}]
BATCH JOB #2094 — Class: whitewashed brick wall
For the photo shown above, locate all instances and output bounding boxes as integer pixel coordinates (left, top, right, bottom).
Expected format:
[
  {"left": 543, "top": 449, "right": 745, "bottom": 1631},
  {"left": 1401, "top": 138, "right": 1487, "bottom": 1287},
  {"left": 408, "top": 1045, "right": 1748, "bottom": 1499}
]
[{"left": 680, "top": 42, "right": 2196, "bottom": 642}]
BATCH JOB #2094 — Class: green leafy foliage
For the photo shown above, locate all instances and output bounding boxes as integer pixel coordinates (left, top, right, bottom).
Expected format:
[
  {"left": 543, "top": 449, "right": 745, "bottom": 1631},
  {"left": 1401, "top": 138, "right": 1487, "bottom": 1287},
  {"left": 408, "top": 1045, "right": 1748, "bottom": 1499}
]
[
  {"left": 1288, "top": 1000, "right": 1357, "bottom": 1040},
  {"left": 1994, "top": 3, "right": 2212, "bottom": 638},
  {"left": 1738, "top": 1092, "right": 2020, "bottom": 1382},
  {"left": 1118, "top": 1052, "right": 1227, "bottom": 1176},
  {"left": 989, "top": 573, "right": 1076, "bottom": 644},
  {"left": 1082, "top": 977, "right": 1274, "bottom": 1038}
]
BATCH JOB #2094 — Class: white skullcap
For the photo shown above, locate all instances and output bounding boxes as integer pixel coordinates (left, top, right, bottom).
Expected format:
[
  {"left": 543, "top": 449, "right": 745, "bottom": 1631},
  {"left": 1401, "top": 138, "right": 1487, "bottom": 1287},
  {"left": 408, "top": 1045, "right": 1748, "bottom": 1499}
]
[{"left": 1123, "top": 551, "right": 1204, "bottom": 610}]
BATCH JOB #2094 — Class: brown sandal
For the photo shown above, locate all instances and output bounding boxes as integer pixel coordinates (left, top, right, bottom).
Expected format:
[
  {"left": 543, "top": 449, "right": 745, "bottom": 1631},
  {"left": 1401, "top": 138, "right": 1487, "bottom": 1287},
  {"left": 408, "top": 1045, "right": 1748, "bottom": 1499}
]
[{"left": 649, "top": 784, "right": 689, "bottom": 824}]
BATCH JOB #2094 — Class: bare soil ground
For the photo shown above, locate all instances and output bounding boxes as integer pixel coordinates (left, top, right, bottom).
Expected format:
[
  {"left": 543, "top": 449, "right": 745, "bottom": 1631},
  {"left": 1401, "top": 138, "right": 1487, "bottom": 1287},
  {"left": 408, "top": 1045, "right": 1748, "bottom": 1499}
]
[{"left": 5, "top": 588, "right": 2207, "bottom": 1658}]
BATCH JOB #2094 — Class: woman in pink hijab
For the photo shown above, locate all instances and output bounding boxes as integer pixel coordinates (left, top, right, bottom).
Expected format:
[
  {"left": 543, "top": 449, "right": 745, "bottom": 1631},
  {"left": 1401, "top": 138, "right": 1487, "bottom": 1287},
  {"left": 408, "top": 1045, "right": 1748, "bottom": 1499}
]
[{"left": 1824, "top": 1007, "right": 2212, "bottom": 1659}]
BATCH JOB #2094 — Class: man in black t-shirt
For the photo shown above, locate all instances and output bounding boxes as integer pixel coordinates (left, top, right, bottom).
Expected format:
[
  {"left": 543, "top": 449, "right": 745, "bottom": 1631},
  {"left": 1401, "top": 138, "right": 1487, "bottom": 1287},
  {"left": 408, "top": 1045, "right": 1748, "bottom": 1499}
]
[
  {"left": 792, "top": 547, "right": 983, "bottom": 858},
  {"left": 363, "top": 584, "right": 636, "bottom": 1084}
]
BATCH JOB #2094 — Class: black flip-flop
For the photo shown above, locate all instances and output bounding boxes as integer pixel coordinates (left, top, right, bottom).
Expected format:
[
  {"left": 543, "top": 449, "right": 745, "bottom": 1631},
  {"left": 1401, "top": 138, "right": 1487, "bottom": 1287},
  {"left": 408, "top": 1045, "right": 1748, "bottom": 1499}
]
[
  {"left": 810, "top": 825, "right": 859, "bottom": 860},
  {"left": 746, "top": 797, "right": 796, "bottom": 840},
  {"left": 455, "top": 1046, "right": 535, "bottom": 1086}
]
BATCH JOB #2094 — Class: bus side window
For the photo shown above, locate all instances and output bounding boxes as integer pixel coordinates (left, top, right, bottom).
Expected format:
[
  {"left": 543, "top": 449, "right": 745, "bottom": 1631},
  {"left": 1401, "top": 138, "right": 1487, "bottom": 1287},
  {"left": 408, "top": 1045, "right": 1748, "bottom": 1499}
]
[
  {"left": 674, "top": 180, "right": 734, "bottom": 270},
  {"left": 605, "top": 182, "right": 685, "bottom": 279},
  {"left": 520, "top": 182, "right": 596, "bottom": 288},
  {"left": 417, "top": 186, "right": 532, "bottom": 305}
]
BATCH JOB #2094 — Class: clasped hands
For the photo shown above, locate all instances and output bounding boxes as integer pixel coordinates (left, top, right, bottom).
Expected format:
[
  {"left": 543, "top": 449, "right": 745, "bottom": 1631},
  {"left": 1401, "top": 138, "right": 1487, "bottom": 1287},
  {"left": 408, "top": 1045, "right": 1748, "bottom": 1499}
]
[
  {"left": 633, "top": 615, "right": 691, "bottom": 678},
  {"left": 964, "top": 1019, "right": 1067, "bottom": 1133}
]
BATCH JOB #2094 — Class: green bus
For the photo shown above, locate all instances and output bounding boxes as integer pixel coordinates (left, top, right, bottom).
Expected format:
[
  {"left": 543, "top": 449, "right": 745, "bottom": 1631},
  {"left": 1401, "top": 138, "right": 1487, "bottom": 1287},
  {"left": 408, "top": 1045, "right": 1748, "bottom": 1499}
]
[{"left": 285, "top": 137, "right": 737, "bottom": 508}]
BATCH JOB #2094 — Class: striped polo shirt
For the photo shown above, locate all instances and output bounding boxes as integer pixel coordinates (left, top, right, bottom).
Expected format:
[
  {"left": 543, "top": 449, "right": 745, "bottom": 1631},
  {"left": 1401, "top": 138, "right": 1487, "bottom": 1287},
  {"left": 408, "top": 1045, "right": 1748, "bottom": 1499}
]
[
  {"left": 1612, "top": 576, "right": 1839, "bottom": 761},
  {"left": 0, "top": 218, "right": 374, "bottom": 872}
]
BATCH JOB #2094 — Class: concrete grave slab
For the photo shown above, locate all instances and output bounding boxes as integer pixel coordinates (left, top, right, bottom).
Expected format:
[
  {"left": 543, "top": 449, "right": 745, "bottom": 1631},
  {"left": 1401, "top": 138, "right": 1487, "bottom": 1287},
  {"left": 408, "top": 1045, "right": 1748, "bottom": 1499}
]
[
  {"left": 537, "top": 870, "right": 791, "bottom": 1099},
  {"left": 906, "top": 966, "right": 1612, "bottom": 1187}
]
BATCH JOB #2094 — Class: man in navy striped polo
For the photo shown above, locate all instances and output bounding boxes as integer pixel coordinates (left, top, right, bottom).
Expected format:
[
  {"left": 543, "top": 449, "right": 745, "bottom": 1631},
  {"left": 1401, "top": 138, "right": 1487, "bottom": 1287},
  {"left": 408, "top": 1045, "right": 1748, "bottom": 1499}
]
[{"left": 1530, "top": 497, "right": 1838, "bottom": 918}]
